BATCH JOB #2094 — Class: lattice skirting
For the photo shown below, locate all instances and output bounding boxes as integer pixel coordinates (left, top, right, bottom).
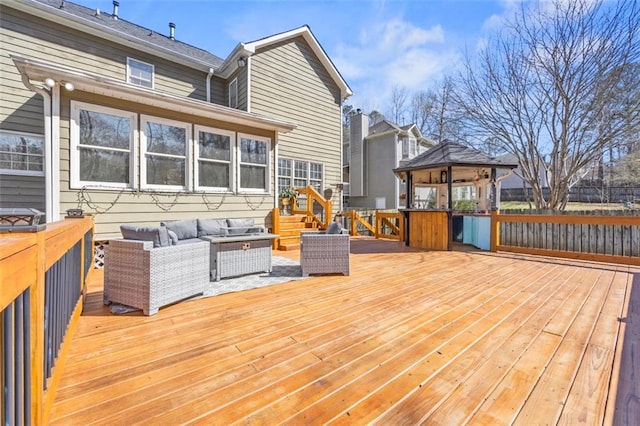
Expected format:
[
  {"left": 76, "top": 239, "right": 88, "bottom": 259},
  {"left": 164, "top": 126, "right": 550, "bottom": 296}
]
[{"left": 93, "top": 240, "right": 109, "bottom": 269}]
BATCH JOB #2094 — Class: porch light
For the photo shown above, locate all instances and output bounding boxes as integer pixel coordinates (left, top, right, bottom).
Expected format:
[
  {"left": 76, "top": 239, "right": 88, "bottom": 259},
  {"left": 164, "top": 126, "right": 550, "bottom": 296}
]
[
  {"left": 237, "top": 56, "right": 247, "bottom": 67},
  {"left": 43, "top": 78, "right": 74, "bottom": 91}
]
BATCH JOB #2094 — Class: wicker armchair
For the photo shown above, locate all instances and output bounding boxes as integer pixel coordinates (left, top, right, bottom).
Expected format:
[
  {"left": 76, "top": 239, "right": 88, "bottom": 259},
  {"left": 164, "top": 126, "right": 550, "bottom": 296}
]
[
  {"left": 300, "top": 232, "right": 350, "bottom": 277},
  {"left": 104, "top": 239, "right": 210, "bottom": 315}
]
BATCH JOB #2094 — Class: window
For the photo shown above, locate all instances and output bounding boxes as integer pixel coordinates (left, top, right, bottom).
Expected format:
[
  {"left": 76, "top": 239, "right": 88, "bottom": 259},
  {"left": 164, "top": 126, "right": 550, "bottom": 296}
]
[
  {"left": 278, "top": 158, "right": 292, "bottom": 194},
  {"left": 409, "top": 137, "right": 417, "bottom": 157},
  {"left": 70, "top": 101, "right": 136, "bottom": 188},
  {"left": 228, "top": 78, "right": 238, "bottom": 109},
  {"left": 127, "top": 58, "right": 154, "bottom": 88},
  {"left": 141, "top": 115, "right": 191, "bottom": 190},
  {"left": 238, "top": 134, "right": 270, "bottom": 192},
  {"left": 0, "top": 130, "right": 44, "bottom": 176},
  {"left": 278, "top": 158, "right": 324, "bottom": 192},
  {"left": 195, "top": 126, "right": 234, "bottom": 191},
  {"left": 402, "top": 137, "right": 409, "bottom": 159}
]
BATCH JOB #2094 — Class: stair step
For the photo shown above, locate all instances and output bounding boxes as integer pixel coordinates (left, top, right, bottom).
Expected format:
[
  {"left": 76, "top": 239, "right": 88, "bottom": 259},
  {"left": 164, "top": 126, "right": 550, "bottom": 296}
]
[{"left": 278, "top": 242, "right": 300, "bottom": 251}]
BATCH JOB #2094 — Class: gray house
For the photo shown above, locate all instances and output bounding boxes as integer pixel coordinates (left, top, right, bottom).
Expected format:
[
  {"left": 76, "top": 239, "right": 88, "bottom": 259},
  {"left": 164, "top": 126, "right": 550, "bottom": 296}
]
[
  {"left": 345, "top": 110, "right": 435, "bottom": 209},
  {"left": 0, "top": 0, "right": 351, "bottom": 239}
]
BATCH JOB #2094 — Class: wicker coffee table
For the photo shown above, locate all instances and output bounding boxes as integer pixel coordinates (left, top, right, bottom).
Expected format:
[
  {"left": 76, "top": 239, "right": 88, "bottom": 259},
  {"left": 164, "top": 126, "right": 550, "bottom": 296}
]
[{"left": 200, "top": 233, "right": 279, "bottom": 281}]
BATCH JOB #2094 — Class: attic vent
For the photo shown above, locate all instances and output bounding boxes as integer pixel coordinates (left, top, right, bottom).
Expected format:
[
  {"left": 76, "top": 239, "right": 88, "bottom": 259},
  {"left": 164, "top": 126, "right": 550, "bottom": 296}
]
[
  {"left": 169, "top": 22, "right": 176, "bottom": 40},
  {"left": 112, "top": 1, "right": 119, "bottom": 20}
]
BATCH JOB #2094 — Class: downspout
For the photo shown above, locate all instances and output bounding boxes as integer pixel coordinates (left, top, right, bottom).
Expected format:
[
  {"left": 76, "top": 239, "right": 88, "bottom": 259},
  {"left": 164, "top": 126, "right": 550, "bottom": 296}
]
[
  {"left": 205, "top": 67, "right": 214, "bottom": 103},
  {"left": 246, "top": 56, "right": 252, "bottom": 112},
  {"left": 19, "top": 74, "right": 59, "bottom": 222}
]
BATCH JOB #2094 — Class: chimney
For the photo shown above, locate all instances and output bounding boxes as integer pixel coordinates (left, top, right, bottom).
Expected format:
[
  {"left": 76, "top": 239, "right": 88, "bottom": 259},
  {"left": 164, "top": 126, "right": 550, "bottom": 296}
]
[
  {"left": 349, "top": 109, "right": 369, "bottom": 197},
  {"left": 169, "top": 22, "right": 176, "bottom": 40},
  {"left": 112, "top": 1, "right": 119, "bottom": 20}
]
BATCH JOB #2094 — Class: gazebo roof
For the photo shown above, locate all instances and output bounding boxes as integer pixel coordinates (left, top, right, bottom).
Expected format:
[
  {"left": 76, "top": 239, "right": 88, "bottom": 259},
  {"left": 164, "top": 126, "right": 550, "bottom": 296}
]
[{"left": 394, "top": 141, "right": 518, "bottom": 173}]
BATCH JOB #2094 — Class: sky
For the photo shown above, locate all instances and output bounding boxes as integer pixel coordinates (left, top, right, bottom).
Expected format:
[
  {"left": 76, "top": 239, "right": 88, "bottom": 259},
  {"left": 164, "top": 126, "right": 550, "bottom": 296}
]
[{"left": 79, "top": 0, "right": 513, "bottom": 113}]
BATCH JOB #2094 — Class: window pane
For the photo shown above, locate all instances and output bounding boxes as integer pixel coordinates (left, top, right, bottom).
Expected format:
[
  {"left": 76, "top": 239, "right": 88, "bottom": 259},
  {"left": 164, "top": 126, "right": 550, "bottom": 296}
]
[
  {"left": 240, "top": 165, "right": 266, "bottom": 189},
  {"left": 199, "top": 131, "right": 230, "bottom": 161},
  {"left": 278, "top": 158, "right": 292, "bottom": 177},
  {"left": 79, "top": 110, "right": 131, "bottom": 149},
  {"left": 128, "top": 59, "right": 153, "bottom": 88},
  {"left": 310, "top": 162, "right": 323, "bottom": 180},
  {"left": 146, "top": 122, "right": 186, "bottom": 156},
  {"left": 240, "top": 138, "right": 267, "bottom": 164},
  {"left": 294, "top": 178, "right": 307, "bottom": 188},
  {"left": 0, "top": 132, "right": 44, "bottom": 173},
  {"left": 199, "top": 160, "right": 229, "bottom": 188},
  {"left": 146, "top": 155, "right": 185, "bottom": 185},
  {"left": 294, "top": 161, "right": 308, "bottom": 179},
  {"left": 80, "top": 148, "right": 129, "bottom": 183}
]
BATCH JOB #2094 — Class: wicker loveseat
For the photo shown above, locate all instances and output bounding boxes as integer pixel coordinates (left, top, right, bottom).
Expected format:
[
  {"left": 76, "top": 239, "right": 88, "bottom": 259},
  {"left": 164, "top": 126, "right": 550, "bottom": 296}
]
[
  {"left": 300, "top": 222, "right": 350, "bottom": 277},
  {"left": 104, "top": 218, "right": 268, "bottom": 315}
]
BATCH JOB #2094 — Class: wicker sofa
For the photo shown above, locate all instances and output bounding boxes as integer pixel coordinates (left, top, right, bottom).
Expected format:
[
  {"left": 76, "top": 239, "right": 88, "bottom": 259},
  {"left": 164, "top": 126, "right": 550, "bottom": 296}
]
[
  {"left": 104, "top": 218, "right": 268, "bottom": 315},
  {"left": 300, "top": 222, "right": 350, "bottom": 277}
]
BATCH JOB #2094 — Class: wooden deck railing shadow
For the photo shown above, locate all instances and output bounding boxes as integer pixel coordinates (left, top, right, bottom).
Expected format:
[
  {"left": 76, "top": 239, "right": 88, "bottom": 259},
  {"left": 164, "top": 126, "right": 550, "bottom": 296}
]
[
  {"left": 1, "top": 216, "right": 95, "bottom": 425},
  {"left": 490, "top": 211, "right": 640, "bottom": 266}
]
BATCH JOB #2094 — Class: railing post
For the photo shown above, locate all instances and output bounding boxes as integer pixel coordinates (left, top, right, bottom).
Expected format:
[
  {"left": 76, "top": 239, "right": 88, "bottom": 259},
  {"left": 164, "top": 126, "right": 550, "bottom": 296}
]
[
  {"left": 375, "top": 210, "right": 380, "bottom": 239},
  {"left": 272, "top": 207, "right": 280, "bottom": 249},
  {"left": 30, "top": 228, "right": 45, "bottom": 425},
  {"left": 490, "top": 210, "right": 500, "bottom": 252}
]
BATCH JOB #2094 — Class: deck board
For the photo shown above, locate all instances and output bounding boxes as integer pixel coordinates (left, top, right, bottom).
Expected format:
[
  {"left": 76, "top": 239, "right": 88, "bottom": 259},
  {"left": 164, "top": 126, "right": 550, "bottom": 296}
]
[{"left": 48, "top": 238, "right": 640, "bottom": 425}]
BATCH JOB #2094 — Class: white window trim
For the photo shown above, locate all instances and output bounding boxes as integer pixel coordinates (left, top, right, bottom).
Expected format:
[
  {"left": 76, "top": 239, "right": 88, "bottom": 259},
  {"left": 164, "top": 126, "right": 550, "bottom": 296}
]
[
  {"left": 194, "top": 125, "right": 235, "bottom": 192},
  {"left": 0, "top": 130, "right": 45, "bottom": 176},
  {"left": 70, "top": 101, "right": 137, "bottom": 189},
  {"left": 140, "top": 115, "right": 192, "bottom": 191},
  {"left": 126, "top": 57, "right": 155, "bottom": 89},
  {"left": 228, "top": 78, "right": 238, "bottom": 109},
  {"left": 237, "top": 133, "right": 270, "bottom": 194}
]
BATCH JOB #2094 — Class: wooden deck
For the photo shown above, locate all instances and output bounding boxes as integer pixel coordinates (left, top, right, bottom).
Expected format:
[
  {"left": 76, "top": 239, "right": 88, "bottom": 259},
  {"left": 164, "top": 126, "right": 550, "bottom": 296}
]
[{"left": 49, "top": 238, "right": 640, "bottom": 425}]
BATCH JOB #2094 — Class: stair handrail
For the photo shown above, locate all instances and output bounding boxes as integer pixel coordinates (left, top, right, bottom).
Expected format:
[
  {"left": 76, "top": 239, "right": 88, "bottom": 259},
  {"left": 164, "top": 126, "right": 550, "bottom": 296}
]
[{"left": 291, "top": 185, "right": 332, "bottom": 230}]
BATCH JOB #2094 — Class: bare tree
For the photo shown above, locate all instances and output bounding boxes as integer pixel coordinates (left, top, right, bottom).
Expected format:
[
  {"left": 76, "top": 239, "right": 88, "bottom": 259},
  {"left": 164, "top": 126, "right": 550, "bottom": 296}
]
[
  {"left": 456, "top": 0, "right": 640, "bottom": 209},
  {"left": 408, "top": 77, "right": 469, "bottom": 143},
  {"left": 386, "top": 86, "right": 409, "bottom": 125}
]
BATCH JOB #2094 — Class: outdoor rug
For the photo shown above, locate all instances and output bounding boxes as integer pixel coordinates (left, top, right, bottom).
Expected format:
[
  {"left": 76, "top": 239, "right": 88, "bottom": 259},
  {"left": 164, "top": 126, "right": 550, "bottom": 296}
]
[{"left": 109, "top": 256, "right": 303, "bottom": 314}]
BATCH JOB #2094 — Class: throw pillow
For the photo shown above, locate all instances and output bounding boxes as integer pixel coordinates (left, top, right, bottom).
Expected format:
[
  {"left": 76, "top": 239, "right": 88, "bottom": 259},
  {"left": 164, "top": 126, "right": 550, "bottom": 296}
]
[
  {"left": 161, "top": 219, "right": 198, "bottom": 240},
  {"left": 197, "top": 218, "right": 228, "bottom": 237},
  {"left": 167, "top": 229, "right": 179, "bottom": 245},
  {"left": 120, "top": 224, "right": 170, "bottom": 247},
  {"left": 326, "top": 221, "right": 343, "bottom": 234}
]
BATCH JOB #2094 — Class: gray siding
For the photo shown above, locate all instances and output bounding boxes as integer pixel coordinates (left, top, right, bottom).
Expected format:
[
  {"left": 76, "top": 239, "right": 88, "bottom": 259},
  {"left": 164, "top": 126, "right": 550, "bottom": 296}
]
[
  {"left": 0, "top": 174, "right": 46, "bottom": 215},
  {"left": 249, "top": 37, "right": 343, "bottom": 210}
]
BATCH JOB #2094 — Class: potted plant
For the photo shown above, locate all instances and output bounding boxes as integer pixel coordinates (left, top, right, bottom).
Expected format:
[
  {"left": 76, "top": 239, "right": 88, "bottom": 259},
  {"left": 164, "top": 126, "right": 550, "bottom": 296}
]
[{"left": 279, "top": 187, "right": 298, "bottom": 213}]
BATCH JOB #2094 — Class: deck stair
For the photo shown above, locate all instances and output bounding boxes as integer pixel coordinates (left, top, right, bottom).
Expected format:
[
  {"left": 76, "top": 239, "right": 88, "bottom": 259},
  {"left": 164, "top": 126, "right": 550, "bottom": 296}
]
[{"left": 276, "top": 214, "right": 319, "bottom": 250}]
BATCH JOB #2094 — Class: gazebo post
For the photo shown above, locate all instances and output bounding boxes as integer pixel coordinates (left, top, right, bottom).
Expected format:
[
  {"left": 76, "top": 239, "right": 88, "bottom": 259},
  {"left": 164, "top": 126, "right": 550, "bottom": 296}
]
[{"left": 447, "top": 165, "right": 453, "bottom": 251}]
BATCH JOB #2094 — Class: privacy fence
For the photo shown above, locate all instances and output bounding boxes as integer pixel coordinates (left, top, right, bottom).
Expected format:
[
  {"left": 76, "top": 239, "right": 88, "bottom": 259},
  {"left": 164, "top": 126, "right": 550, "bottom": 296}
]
[
  {"left": 491, "top": 210, "right": 640, "bottom": 266},
  {"left": 501, "top": 186, "right": 640, "bottom": 204}
]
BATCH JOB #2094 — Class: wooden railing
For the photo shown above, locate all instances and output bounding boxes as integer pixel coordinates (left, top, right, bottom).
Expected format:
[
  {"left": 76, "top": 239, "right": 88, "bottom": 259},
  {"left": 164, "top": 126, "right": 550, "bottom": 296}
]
[
  {"left": 1, "top": 216, "right": 95, "bottom": 425},
  {"left": 490, "top": 211, "right": 640, "bottom": 266},
  {"left": 341, "top": 210, "right": 404, "bottom": 241},
  {"left": 376, "top": 211, "right": 405, "bottom": 241},
  {"left": 291, "top": 186, "right": 332, "bottom": 230}
]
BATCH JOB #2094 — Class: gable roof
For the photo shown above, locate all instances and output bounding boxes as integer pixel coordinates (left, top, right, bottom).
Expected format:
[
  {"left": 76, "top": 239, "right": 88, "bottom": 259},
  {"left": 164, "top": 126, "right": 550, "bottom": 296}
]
[
  {"left": 367, "top": 120, "right": 433, "bottom": 145},
  {"left": 12, "top": 0, "right": 223, "bottom": 71},
  {"left": 394, "top": 141, "right": 519, "bottom": 172},
  {"left": 239, "top": 26, "right": 352, "bottom": 100}
]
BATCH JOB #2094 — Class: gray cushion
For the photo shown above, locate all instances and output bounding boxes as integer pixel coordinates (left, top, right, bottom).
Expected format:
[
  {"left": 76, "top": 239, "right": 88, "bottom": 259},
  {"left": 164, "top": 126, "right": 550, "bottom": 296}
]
[
  {"left": 174, "top": 237, "right": 204, "bottom": 246},
  {"left": 161, "top": 219, "right": 198, "bottom": 240},
  {"left": 167, "top": 229, "right": 178, "bottom": 245},
  {"left": 226, "top": 218, "right": 255, "bottom": 235},
  {"left": 197, "top": 218, "right": 228, "bottom": 237},
  {"left": 326, "top": 221, "right": 343, "bottom": 234},
  {"left": 120, "top": 224, "right": 170, "bottom": 247}
]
